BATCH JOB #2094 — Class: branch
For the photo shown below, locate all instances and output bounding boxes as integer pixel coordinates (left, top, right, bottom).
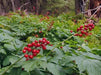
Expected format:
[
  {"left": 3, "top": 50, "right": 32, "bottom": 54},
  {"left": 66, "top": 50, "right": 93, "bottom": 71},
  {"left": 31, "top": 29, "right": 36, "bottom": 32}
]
[{"left": 19, "top": 2, "right": 30, "bottom": 10}]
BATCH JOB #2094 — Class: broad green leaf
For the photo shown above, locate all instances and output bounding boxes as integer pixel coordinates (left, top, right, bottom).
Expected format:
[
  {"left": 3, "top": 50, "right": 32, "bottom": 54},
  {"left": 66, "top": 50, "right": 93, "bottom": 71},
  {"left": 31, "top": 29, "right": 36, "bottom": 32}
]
[
  {"left": 82, "top": 44, "right": 91, "bottom": 51},
  {"left": 0, "top": 49, "right": 6, "bottom": 54},
  {"left": 0, "top": 33, "right": 13, "bottom": 42},
  {"left": 22, "top": 60, "right": 38, "bottom": 72},
  {"left": 47, "top": 63, "right": 60, "bottom": 75},
  {"left": 73, "top": 55, "right": 101, "bottom": 75},
  {"left": 3, "top": 56, "right": 19, "bottom": 66},
  {"left": 63, "top": 45, "right": 71, "bottom": 52},
  {"left": 4, "top": 43, "right": 16, "bottom": 51}
]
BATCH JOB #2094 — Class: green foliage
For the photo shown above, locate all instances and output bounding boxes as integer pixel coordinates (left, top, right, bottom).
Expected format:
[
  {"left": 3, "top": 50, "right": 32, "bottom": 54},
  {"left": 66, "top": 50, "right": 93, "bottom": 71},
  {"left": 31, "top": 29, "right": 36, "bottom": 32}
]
[{"left": 0, "top": 13, "right": 101, "bottom": 75}]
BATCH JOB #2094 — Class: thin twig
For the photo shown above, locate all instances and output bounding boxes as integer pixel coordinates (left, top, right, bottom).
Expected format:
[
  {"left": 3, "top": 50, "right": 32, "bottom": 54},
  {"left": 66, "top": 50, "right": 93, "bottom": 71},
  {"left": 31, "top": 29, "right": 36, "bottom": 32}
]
[
  {"left": 19, "top": 2, "right": 30, "bottom": 10},
  {"left": 89, "top": 6, "right": 101, "bottom": 20}
]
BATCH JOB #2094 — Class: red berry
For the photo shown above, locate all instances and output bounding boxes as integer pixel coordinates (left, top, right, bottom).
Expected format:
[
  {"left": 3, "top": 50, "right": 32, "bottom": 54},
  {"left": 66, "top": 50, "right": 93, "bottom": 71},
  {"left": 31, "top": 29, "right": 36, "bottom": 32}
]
[
  {"left": 36, "top": 50, "right": 40, "bottom": 54},
  {"left": 32, "top": 42, "right": 36, "bottom": 46},
  {"left": 79, "top": 34, "right": 82, "bottom": 37},
  {"left": 33, "top": 53, "right": 37, "bottom": 56},
  {"left": 42, "top": 40, "right": 46, "bottom": 43},
  {"left": 24, "top": 54, "right": 29, "bottom": 58},
  {"left": 50, "top": 44, "right": 53, "bottom": 46},
  {"left": 89, "top": 27, "right": 92, "bottom": 31},
  {"left": 22, "top": 50, "right": 26, "bottom": 53},
  {"left": 35, "top": 40, "right": 38, "bottom": 43},
  {"left": 81, "top": 31, "right": 85, "bottom": 34},
  {"left": 46, "top": 41, "right": 50, "bottom": 44},
  {"left": 41, "top": 44, "right": 44, "bottom": 47},
  {"left": 27, "top": 44, "right": 33, "bottom": 47},
  {"left": 27, "top": 48, "right": 32, "bottom": 52},
  {"left": 39, "top": 40, "right": 42, "bottom": 43},
  {"left": 60, "top": 46, "right": 63, "bottom": 48},
  {"left": 74, "top": 33, "right": 79, "bottom": 36},
  {"left": 26, "top": 58, "right": 29, "bottom": 61},
  {"left": 42, "top": 46, "right": 46, "bottom": 50},
  {"left": 32, "top": 49, "right": 37, "bottom": 53},
  {"left": 84, "top": 27, "right": 88, "bottom": 30},
  {"left": 70, "top": 30, "right": 73, "bottom": 33},
  {"left": 85, "top": 25, "right": 88, "bottom": 27},
  {"left": 42, "top": 38, "right": 46, "bottom": 41},
  {"left": 80, "top": 25, "right": 83, "bottom": 28},
  {"left": 29, "top": 55, "right": 33, "bottom": 59},
  {"left": 85, "top": 33, "right": 88, "bottom": 36},
  {"left": 24, "top": 47, "right": 28, "bottom": 50},
  {"left": 39, "top": 31, "right": 42, "bottom": 33},
  {"left": 77, "top": 28, "right": 80, "bottom": 32},
  {"left": 35, "top": 34, "right": 38, "bottom": 38},
  {"left": 37, "top": 43, "right": 40, "bottom": 47}
]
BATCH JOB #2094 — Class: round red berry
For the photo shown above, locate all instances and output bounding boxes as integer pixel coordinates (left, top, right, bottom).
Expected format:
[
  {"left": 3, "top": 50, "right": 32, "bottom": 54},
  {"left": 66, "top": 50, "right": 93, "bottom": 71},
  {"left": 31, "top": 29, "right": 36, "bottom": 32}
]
[
  {"left": 42, "top": 46, "right": 46, "bottom": 50},
  {"left": 24, "top": 47, "right": 28, "bottom": 50},
  {"left": 36, "top": 50, "right": 40, "bottom": 54},
  {"left": 29, "top": 55, "right": 33, "bottom": 59},
  {"left": 33, "top": 53, "right": 37, "bottom": 56},
  {"left": 26, "top": 58, "right": 29, "bottom": 61},
  {"left": 79, "top": 34, "right": 82, "bottom": 37},
  {"left": 27, "top": 44, "right": 33, "bottom": 47},
  {"left": 35, "top": 40, "right": 38, "bottom": 43},
  {"left": 22, "top": 49, "right": 26, "bottom": 53},
  {"left": 32, "top": 49, "right": 37, "bottom": 53},
  {"left": 60, "top": 46, "right": 63, "bottom": 48},
  {"left": 42, "top": 38, "right": 46, "bottom": 41},
  {"left": 39, "top": 31, "right": 42, "bottom": 33},
  {"left": 39, "top": 40, "right": 42, "bottom": 43},
  {"left": 27, "top": 48, "right": 32, "bottom": 52},
  {"left": 80, "top": 25, "right": 83, "bottom": 28},
  {"left": 47, "top": 41, "right": 50, "bottom": 44},
  {"left": 37, "top": 43, "right": 40, "bottom": 47},
  {"left": 42, "top": 40, "right": 46, "bottom": 43},
  {"left": 70, "top": 30, "right": 73, "bottom": 33},
  {"left": 24, "top": 54, "right": 29, "bottom": 58}
]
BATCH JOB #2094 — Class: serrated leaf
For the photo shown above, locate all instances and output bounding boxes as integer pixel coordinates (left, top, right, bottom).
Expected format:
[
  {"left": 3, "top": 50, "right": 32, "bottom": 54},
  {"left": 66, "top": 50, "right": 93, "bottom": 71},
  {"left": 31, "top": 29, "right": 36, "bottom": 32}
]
[
  {"left": 73, "top": 55, "right": 101, "bottom": 75},
  {"left": 4, "top": 43, "right": 16, "bottom": 51},
  {"left": 22, "top": 60, "right": 38, "bottom": 72},
  {"left": 3, "top": 56, "right": 19, "bottom": 66},
  {"left": 0, "top": 49, "right": 6, "bottom": 54},
  {"left": 63, "top": 45, "right": 71, "bottom": 52},
  {"left": 47, "top": 63, "right": 60, "bottom": 75},
  {"left": 0, "top": 33, "right": 13, "bottom": 42},
  {"left": 82, "top": 45, "right": 91, "bottom": 51}
]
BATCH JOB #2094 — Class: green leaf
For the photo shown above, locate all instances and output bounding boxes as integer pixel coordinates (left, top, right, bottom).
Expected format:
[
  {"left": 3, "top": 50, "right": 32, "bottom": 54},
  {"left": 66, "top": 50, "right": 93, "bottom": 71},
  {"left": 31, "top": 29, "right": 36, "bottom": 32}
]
[
  {"left": 63, "top": 45, "right": 71, "bottom": 52},
  {"left": 4, "top": 43, "right": 16, "bottom": 51},
  {"left": 0, "top": 49, "right": 6, "bottom": 54},
  {"left": 3, "top": 56, "right": 19, "bottom": 66},
  {"left": 47, "top": 63, "right": 60, "bottom": 75},
  {"left": 0, "top": 33, "right": 13, "bottom": 42},
  {"left": 82, "top": 44, "right": 91, "bottom": 51},
  {"left": 73, "top": 55, "right": 101, "bottom": 75},
  {"left": 22, "top": 60, "right": 38, "bottom": 72}
]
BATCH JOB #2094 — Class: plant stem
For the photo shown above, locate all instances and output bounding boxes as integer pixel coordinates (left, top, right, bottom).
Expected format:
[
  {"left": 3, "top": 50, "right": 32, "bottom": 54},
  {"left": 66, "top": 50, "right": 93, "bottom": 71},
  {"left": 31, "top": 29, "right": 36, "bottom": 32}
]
[
  {"left": 1, "top": 35, "right": 74, "bottom": 75},
  {"left": 1, "top": 56, "right": 24, "bottom": 75},
  {"left": 46, "top": 34, "right": 74, "bottom": 56}
]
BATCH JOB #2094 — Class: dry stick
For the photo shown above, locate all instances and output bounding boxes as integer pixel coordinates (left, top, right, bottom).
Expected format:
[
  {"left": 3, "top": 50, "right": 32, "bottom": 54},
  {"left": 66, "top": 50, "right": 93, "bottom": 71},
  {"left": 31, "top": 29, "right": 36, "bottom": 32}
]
[
  {"left": 68, "top": 6, "right": 101, "bottom": 19},
  {"left": 11, "top": 0, "right": 15, "bottom": 12},
  {"left": 19, "top": 2, "right": 30, "bottom": 10},
  {"left": 89, "top": 6, "right": 101, "bottom": 20},
  {"left": 1, "top": 56, "right": 24, "bottom": 75}
]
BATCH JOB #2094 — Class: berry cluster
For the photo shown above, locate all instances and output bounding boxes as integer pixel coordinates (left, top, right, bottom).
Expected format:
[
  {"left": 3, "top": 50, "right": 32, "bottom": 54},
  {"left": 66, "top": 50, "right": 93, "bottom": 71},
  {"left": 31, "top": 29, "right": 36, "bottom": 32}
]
[
  {"left": 22, "top": 38, "right": 50, "bottom": 60},
  {"left": 74, "top": 23, "right": 95, "bottom": 37}
]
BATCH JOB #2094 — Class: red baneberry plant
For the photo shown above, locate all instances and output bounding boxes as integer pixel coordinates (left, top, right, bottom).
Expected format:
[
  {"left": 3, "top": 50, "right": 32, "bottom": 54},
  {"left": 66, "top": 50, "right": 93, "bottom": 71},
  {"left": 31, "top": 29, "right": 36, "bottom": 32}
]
[
  {"left": 22, "top": 38, "right": 50, "bottom": 60},
  {"left": 74, "top": 23, "right": 95, "bottom": 37}
]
